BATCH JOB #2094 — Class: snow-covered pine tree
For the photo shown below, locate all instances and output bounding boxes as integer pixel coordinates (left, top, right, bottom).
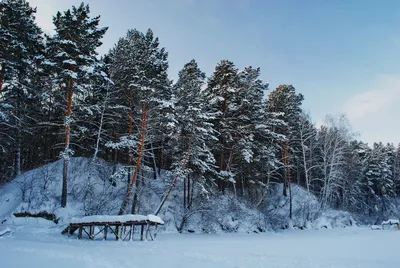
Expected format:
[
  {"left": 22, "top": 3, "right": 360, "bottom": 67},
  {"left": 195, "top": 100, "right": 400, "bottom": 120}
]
[
  {"left": 267, "top": 85, "right": 303, "bottom": 219},
  {"left": 365, "top": 142, "right": 395, "bottom": 214},
  {"left": 172, "top": 59, "right": 216, "bottom": 205},
  {"left": 109, "top": 29, "right": 172, "bottom": 215},
  {"left": 341, "top": 141, "right": 369, "bottom": 214},
  {"left": 203, "top": 60, "right": 240, "bottom": 193},
  {"left": 0, "top": 0, "right": 44, "bottom": 178},
  {"left": 394, "top": 144, "right": 400, "bottom": 196},
  {"left": 45, "top": 3, "right": 107, "bottom": 207},
  {"left": 232, "top": 66, "right": 269, "bottom": 197}
]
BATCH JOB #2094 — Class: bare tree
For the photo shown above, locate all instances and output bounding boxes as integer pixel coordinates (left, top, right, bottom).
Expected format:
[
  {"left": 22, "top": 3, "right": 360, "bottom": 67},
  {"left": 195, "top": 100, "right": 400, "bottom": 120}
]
[{"left": 317, "top": 115, "right": 352, "bottom": 209}]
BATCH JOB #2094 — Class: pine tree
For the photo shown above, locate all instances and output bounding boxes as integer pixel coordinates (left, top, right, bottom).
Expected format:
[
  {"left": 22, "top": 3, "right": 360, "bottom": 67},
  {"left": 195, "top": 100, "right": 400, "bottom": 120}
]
[
  {"left": 394, "top": 144, "right": 400, "bottom": 195},
  {"left": 45, "top": 3, "right": 107, "bottom": 207},
  {"left": 204, "top": 60, "right": 239, "bottom": 192},
  {"left": 342, "top": 141, "right": 369, "bottom": 214},
  {"left": 0, "top": 0, "right": 44, "bottom": 178},
  {"left": 365, "top": 142, "right": 395, "bottom": 214},
  {"left": 109, "top": 29, "right": 171, "bottom": 214},
  {"left": 172, "top": 59, "right": 216, "bottom": 204},
  {"left": 232, "top": 66, "right": 269, "bottom": 196},
  {"left": 267, "top": 85, "right": 304, "bottom": 218}
]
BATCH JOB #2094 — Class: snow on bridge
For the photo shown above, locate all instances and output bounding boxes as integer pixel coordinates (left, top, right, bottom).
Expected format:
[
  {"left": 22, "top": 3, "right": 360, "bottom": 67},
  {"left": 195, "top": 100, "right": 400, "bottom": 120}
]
[{"left": 63, "top": 214, "right": 164, "bottom": 241}]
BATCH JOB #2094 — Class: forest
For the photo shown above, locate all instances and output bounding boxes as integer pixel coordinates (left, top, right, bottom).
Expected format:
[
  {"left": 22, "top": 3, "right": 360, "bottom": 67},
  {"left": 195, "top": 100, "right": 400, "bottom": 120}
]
[{"left": 1, "top": 0, "right": 399, "bottom": 225}]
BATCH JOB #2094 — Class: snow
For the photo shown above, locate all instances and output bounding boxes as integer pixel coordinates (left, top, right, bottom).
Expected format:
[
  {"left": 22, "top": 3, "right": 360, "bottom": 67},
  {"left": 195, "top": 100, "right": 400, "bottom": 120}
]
[
  {"left": 0, "top": 158, "right": 399, "bottom": 267},
  {"left": 382, "top": 219, "right": 399, "bottom": 225},
  {"left": 371, "top": 225, "right": 383, "bottom": 230},
  {"left": 0, "top": 227, "right": 11, "bottom": 236},
  {"left": 0, "top": 224, "right": 399, "bottom": 268},
  {"left": 148, "top": 214, "right": 164, "bottom": 224},
  {"left": 0, "top": 157, "right": 358, "bottom": 234},
  {"left": 62, "top": 59, "right": 77, "bottom": 65},
  {"left": 70, "top": 214, "right": 163, "bottom": 224}
]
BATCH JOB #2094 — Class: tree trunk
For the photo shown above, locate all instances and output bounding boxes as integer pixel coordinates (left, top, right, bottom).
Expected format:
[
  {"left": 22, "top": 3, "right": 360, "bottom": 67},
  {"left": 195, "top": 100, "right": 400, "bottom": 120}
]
[
  {"left": 128, "top": 91, "right": 133, "bottom": 136},
  {"left": 219, "top": 148, "right": 225, "bottom": 193},
  {"left": 282, "top": 143, "right": 288, "bottom": 197},
  {"left": 288, "top": 170, "right": 293, "bottom": 220},
  {"left": 61, "top": 83, "right": 74, "bottom": 208},
  {"left": 0, "top": 63, "right": 6, "bottom": 95},
  {"left": 131, "top": 175, "right": 139, "bottom": 215},
  {"left": 159, "top": 139, "right": 164, "bottom": 174},
  {"left": 14, "top": 87, "right": 22, "bottom": 176},
  {"left": 183, "top": 175, "right": 187, "bottom": 209},
  {"left": 283, "top": 143, "right": 292, "bottom": 218},
  {"left": 155, "top": 143, "right": 191, "bottom": 216},
  {"left": 15, "top": 137, "right": 21, "bottom": 176},
  {"left": 119, "top": 103, "right": 147, "bottom": 215},
  {"left": 187, "top": 174, "right": 191, "bottom": 208},
  {"left": 112, "top": 133, "right": 118, "bottom": 174},
  {"left": 151, "top": 143, "right": 158, "bottom": 179}
]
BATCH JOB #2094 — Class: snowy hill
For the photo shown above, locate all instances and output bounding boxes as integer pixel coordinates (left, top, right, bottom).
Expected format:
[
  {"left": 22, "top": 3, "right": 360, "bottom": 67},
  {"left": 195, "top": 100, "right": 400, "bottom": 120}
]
[{"left": 0, "top": 157, "right": 357, "bottom": 233}]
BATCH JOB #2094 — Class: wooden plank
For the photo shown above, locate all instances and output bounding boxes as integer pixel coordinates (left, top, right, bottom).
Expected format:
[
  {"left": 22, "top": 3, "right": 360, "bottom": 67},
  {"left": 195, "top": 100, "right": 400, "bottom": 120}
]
[
  {"left": 140, "top": 224, "right": 144, "bottom": 241},
  {"left": 129, "top": 225, "right": 133, "bottom": 241},
  {"left": 154, "top": 224, "right": 158, "bottom": 239},
  {"left": 104, "top": 225, "right": 108, "bottom": 240},
  {"left": 146, "top": 224, "right": 154, "bottom": 241},
  {"left": 83, "top": 226, "right": 91, "bottom": 238},
  {"left": 93, "top": 226, "right": 105, "bottom": 239},
  {"left": 116, "top": 225, "right": 119, "bottom": 241},
  {"left": 145, "top": 224, "right": 150, "bottom": 240},
  {"left": 121, "top": 223, "right": 124, "bottom": 240},
  {"left": 89, "top": 225, "right": 94, "bottom": 240},
  {"left": 78, "top": 225, "right": 83, "bottom": 239}
]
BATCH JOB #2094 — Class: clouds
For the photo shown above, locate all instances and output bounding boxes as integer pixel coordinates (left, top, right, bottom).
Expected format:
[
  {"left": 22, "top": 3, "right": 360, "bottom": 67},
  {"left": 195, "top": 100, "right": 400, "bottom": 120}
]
[{"left": 343, "top": 74, "right": 400, "bottom": 144}]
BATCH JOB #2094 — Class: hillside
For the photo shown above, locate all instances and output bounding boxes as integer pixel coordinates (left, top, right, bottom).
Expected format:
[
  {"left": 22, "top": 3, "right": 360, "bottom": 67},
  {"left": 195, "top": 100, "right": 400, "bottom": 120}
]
[{"left": 0, "top": 157, "right": 359, "bottom": 233}]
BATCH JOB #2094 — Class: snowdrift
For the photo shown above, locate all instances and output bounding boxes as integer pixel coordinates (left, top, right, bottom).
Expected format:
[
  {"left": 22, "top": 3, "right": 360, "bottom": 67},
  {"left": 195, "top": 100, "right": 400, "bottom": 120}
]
[{"left": 0, "top": 157, "right": 356, "bottom": 233}]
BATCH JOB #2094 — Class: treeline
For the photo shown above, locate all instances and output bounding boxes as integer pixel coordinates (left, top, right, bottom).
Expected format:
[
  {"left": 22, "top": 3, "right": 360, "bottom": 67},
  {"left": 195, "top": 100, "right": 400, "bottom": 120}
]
[{"left": 1, "top": 1, "right": 399, "bottom": 218}]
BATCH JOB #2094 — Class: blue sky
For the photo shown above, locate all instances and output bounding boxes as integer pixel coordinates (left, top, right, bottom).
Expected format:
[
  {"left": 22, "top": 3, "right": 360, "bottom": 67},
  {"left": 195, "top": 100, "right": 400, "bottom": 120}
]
[{"left": 29, "top": 0, "right": 400, "bottom": 144}]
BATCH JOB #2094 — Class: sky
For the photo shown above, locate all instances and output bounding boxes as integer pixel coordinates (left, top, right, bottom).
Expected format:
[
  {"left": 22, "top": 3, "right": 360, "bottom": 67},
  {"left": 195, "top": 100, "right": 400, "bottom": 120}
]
[{"left": 27, "top": 0, "right": 400, "bottom": 145}]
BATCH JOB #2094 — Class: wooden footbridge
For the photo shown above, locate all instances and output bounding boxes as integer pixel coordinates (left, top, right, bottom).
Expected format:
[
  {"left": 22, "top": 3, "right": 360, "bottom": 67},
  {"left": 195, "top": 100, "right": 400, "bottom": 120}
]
[{"left": 62, "top": 214, "right": 164, "bottom": 241}]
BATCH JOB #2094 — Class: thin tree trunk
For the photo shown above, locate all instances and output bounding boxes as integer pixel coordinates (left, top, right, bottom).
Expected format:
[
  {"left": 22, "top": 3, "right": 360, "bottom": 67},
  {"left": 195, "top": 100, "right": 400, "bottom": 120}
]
[
  {"left": 288, "top": 166, "right": 293, "bottom": 220},
  {"left": 159, "top": 139, "right": 164, "bottom": 174},
  {"left": 126, "top": 92, "right": 134, "bottom": 191},
  {"left": 187, "top": 174, "right": 191, "bottom": 207},
  {"left": 0, "top": 63, "right": 6, "bottom": 95},
  {"left": 283, "top": 143, "right": 288, "bottom": 197},
  {"left": 112, "top": 133, "right": 118, "bottom": 174},
  {"left": 131, "top": 188, "right": 138, "bottom": 214},
  {"left": 15, "top": 137, "right": 21, "bottom": 176},
  {"left": 14, "top": 87, "right": 22, "bottom": 176},
  {"left": 189, "top": 174, "right": 194, "bottom": 209},
  {"left": 219, "top": 149, "right": 225, "bottom": 193},
  {"left": 155, "top": 143, "right": 191, "bottom": 216},
  {"left": 284, "top": 143, "right": 292, "bottom": 219},
  {"left": 61, "top": 83, "right": 74, "bottom": 208},
  {"left": 128, "top": 91, "right": 133, "bottom": 136},
  {"left": 183, "top": 175, "right": 187, "bottom": 209},
  {"left": 93, "top": 85, "right": 109, "bottom": 160},
  {"left": 151, "top": 142, "right": 158, "bottom": 179},
  {"left": 119, "top": 103, "right": 147, "bottom": 215}
]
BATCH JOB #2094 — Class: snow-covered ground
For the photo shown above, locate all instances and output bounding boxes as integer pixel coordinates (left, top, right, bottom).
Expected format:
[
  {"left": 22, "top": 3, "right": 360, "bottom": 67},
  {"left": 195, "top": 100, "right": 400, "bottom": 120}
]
[
  {"left": 1, "top": 158, "right": 399, "bottom": 267},
  {"left": 0, "top": 157, "right": 358, "bottom": 234},
  {"left": 1, "top": 223, "right": 399, "bottom": 268}
]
